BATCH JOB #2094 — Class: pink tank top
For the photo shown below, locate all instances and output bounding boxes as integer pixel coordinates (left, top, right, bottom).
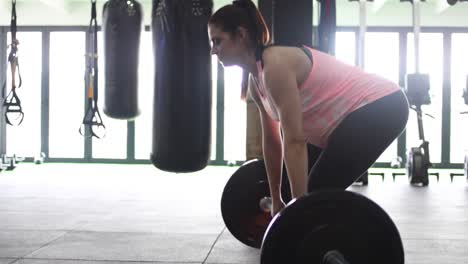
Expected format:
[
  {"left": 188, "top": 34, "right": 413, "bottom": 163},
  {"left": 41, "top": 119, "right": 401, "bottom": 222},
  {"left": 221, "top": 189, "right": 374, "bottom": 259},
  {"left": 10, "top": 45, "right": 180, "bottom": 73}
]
[{"left": 253, "top": 46, "right": 401, "bottom": 148}]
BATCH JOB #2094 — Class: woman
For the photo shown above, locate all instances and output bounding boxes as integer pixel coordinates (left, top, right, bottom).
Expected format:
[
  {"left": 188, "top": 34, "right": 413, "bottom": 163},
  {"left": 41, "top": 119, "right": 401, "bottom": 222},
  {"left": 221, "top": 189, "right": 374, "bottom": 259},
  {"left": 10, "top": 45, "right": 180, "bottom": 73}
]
[{"left": 208, "top": 0, "right": 409, "bottom": 216}]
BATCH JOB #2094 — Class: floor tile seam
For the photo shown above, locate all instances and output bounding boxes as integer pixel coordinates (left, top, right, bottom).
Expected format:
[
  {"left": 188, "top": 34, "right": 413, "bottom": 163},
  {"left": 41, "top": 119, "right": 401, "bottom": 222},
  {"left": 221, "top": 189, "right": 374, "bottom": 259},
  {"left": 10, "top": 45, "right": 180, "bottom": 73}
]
[
  {"left": 9, "top": 257, "right": 202, "bottom": 263},
  {"left": 202, "top": 227, "right": 226, "bottom": 264},
  {"left": 7, "top": 258, "right": 20, "bottom": 264},
  {"left": 49, "top": 229, "right": 223, "bottom": 236},
  {"left": 403, "top": 238, "right": 468, "bottom": 241},
  {"left": 0, "top": 219, "right": 90, "bottom": 232},
  {"left": 0, "top": 228, "right": 224, "bottom": 236},
  {"left": 0, "top": 228, "right": 77, "bottom": 232},
  {"left": 18, "top": 222, "right": 88, "bottom": 259}
]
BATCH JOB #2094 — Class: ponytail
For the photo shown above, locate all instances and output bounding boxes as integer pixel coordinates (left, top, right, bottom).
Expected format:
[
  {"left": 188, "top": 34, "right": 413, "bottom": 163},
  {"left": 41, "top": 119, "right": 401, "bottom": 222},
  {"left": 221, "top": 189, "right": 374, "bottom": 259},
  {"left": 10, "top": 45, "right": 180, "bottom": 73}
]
[{"left": 232, "top": 0, "right": 271, "bottom": 49}]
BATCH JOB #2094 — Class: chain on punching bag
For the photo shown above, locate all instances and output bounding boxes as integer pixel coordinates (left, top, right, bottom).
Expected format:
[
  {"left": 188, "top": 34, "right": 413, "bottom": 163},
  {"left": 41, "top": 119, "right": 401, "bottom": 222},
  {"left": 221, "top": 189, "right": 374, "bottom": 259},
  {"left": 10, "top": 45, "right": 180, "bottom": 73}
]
[
  {"left": 102, "top": 0, "right": 143, "bottom": 120},
  {"left": 151, "top": 0, "right": 213, "bottom": 173}
]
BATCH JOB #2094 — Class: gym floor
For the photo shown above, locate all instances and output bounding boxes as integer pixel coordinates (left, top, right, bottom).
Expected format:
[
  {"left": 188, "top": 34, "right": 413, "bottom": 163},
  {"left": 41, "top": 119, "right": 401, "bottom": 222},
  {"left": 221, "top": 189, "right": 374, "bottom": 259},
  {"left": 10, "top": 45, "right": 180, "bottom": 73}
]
[{"left": 0, "top": 163, "right": 467, "bottom": 264}]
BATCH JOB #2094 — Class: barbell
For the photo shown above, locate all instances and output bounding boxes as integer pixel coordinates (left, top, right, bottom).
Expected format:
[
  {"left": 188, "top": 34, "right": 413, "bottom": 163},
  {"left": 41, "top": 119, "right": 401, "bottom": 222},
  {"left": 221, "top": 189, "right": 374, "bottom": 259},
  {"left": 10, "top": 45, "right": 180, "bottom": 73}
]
[{"left": 221, "top": 159, "right": 405, "bottom": 264}]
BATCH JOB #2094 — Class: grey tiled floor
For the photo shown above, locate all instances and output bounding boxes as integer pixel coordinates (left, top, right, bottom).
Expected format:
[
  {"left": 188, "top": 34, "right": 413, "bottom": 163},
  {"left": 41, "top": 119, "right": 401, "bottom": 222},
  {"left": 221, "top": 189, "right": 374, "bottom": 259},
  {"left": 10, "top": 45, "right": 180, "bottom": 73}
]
[{"left": 0, "top": 163, "right": 467, "bottom": 264}]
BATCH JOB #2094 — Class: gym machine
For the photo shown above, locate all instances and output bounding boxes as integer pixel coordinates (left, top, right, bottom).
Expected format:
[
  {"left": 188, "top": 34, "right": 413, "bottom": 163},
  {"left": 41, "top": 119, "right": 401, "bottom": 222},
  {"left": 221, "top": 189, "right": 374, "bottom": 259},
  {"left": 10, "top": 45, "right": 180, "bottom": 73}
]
[{"left": 402, "top": 0, "right": 432, "bottom": 186}]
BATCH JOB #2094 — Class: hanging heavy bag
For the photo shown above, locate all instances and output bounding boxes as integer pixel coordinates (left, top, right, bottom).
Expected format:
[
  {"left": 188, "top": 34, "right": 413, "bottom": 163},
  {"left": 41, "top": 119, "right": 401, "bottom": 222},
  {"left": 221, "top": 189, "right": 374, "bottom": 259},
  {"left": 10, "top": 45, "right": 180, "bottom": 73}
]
[
  {"left": 151, "top": 0, "right": 213, "bottom": 173},
  {"left": 272, "top": 0, "right": 313, "bottom": 47},
  {"left": 102, "top": 0, "right": 142, "bottom": 120}
]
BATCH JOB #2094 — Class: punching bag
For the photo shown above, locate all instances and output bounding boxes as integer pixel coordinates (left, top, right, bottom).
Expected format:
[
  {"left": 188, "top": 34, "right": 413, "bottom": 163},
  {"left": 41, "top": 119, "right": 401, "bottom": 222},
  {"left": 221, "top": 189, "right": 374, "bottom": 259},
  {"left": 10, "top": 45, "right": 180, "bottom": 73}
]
[
  {"left": 271, "top": 0, "right": 313, "bottom": 47},
  {"left": 102, "top": 0, "right": 142, "bottom": 120},
  {"left": 151, "top": 0, "right": 213, "bottom": 173}
]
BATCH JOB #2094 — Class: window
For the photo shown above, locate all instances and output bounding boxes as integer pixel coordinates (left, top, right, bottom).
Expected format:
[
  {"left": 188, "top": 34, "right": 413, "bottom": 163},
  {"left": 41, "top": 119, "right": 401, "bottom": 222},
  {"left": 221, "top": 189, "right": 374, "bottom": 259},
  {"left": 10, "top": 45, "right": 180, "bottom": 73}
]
[
  {"left": 450, "top": 33, "right": 468, "bottom": 163},
  {"left": 134, "top": 32, "right": 154, "bottom": 160},
  {"left": 210, "top": 56, "right": 218, "bottom": 161},
  {"left": 335, "top": 32, "right": 356, "bottom": 66},
  {"left": 364, "top": 32, "right": 400, "bottom": 162},
  {"left": 49, "top": 32, "right": 85, "bottom": 158},
  {"left": 5, "top": 32, "right": 42, "bottom": 158},
  {"left": 406, "top": 33, "right": 443, "bottom": 163},
  {"left": 224, "top": 66, "right": 246, "bottom": 162},
  {"left": 336, "top": 32, "right": 400, "bottom": 163}
]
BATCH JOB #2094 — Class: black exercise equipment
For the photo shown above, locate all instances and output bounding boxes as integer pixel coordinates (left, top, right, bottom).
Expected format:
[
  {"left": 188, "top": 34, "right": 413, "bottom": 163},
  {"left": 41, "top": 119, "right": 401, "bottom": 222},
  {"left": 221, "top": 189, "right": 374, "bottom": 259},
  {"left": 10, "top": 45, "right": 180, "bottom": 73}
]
[
  {"left": 3, "top": 0, "right": 24, "bottom": 126},
  {"left": 403, "top": 0, "right": 431, "bottom": 186},
  {"left": 80, "top": 0, "right": 106, "bottom": 139},
  {"left": 261, "top": 191, "right": 404, "bottom": 264},
  {"left": 0, "top": 154, "right": 22, "bottom": 171},
  {"left": 221, "top": 145, "right": 339, "bottom": 247},
  {"left": 102, "top": 0, "right": 142, "bottom": 120},
  {"left": 5, "top": 158, "right": 16, "bottom": 170},
  {"left": 221, "top": 160, "right": 405, "bottom": 263},
  {"left": 151, "top": 0, "right": 213, "bottom": 173},
  {"left": 220, "top": 159, "right": 291, "bottom": 248},
  {"left": 271, "top": 0, "right": 314, "bottom": 47}
]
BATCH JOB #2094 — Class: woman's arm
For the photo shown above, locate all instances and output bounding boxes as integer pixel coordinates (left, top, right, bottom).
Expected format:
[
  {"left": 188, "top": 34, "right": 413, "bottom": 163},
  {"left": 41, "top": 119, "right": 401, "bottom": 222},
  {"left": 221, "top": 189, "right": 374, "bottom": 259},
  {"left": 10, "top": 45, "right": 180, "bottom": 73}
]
[
  {"left": 248, "top": 75, "right": 283, "bottom": 203},
  {"left": 262, "top": 51, "right": 309, "bottom": 199}
]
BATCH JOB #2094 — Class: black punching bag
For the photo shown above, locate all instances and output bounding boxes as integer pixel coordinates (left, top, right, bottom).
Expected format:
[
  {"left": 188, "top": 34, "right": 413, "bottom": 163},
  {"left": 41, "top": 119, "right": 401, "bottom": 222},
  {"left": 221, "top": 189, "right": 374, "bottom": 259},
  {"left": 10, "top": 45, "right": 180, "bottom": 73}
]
[
  {"left": 272, "top": 0, "right": 313, "bottom": 47},
  {"left": 102, "top": 0, "right": 142, "bottom": 120},
  {"left": 151, "top": 0, "right": 213, "bottom": 172}
]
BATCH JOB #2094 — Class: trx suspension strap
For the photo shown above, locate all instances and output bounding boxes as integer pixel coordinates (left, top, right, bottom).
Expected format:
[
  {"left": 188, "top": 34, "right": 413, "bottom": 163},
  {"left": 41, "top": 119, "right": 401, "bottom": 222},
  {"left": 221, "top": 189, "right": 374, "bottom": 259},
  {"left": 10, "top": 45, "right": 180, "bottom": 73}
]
[
  {"left": 3, "top": 0, "right": 24, "bottom": 126},
  {"left": 79, "top": 0, "right": 106, "bottom": 138}
]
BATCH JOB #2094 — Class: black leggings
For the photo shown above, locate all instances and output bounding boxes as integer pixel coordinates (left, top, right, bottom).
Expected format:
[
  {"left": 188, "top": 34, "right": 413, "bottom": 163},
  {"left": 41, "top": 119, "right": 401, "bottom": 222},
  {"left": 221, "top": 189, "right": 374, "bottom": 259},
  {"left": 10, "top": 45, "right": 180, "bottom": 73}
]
[{"left": 303, "top": 90, "right": 409, "bottom": 192}]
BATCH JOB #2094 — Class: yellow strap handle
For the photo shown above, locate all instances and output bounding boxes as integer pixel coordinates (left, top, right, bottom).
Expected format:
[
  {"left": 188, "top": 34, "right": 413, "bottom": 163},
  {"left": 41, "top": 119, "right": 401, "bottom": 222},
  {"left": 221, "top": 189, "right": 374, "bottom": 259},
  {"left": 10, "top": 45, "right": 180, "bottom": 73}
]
[{"left": 88, "top": 75, "right": 94, "bottom": 99}]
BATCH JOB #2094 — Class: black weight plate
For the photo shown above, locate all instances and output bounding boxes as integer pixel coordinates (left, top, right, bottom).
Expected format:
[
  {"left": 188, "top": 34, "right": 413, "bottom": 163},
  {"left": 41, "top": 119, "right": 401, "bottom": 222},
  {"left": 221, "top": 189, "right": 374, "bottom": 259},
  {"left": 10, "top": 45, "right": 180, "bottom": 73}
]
[
  {"left": 221, "top": 159, "right": 272, "bottom": 248},
  {"left": 407, "top": 148, "right": 428, "bottom": 185},
  {"left": 261, "top": 190, "right": 405, "bottom": 264}
]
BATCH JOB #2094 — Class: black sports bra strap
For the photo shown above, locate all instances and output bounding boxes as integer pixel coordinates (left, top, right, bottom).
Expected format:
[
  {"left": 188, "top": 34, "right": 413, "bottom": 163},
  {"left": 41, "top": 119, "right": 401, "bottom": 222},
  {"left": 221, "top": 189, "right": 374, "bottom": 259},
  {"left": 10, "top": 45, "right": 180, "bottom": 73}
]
[
  {"left": 300, "top": 46, "right": 313, "bottom": 64},
  {"left": 256, "top": 45, "right": 313, "bottom": 68}
]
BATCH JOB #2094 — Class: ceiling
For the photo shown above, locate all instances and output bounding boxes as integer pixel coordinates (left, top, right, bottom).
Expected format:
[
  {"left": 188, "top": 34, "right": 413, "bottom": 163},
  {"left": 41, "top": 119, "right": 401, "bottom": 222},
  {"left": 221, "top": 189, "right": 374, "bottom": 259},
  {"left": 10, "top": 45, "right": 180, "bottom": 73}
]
[{"left": 1, "top": 0, "right": 468, "bottom": 27}]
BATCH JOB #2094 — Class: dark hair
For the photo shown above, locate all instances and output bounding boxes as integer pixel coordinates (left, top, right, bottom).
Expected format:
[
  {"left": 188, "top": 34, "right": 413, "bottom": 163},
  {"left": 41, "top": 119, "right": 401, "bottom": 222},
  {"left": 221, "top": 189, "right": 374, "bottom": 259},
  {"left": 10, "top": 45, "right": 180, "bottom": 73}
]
[{"left": 209, "top": 0, "right": 271, "bottom": 100}]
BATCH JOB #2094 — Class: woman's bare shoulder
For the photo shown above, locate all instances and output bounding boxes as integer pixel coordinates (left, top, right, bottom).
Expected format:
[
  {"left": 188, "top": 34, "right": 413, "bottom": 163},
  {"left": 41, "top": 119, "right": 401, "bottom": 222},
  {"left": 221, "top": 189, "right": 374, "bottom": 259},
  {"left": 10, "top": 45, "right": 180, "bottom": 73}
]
[{"left": 262, "top": 46, "right": 311, "bottom": 84}]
